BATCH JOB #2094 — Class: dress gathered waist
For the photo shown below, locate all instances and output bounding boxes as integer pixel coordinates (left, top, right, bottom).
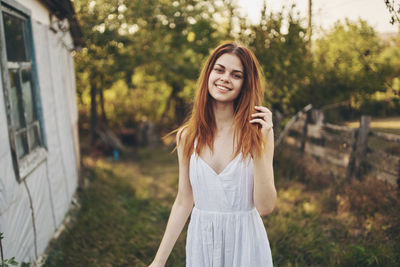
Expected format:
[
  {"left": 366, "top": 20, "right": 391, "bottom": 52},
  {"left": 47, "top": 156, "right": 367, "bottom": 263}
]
[{"left": 192, "top": 206, "right": 257, "bottom": 215}]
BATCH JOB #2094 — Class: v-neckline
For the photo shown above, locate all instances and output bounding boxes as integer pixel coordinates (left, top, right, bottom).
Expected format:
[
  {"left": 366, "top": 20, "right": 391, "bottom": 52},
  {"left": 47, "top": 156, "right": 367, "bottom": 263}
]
[{"left": 197, "top": 153, "right": 241, "bottom": 176}]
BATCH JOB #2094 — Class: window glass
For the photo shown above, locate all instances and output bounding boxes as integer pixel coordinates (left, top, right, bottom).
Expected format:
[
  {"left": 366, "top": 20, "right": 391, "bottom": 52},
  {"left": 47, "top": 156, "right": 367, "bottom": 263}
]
[
  {"left": 8, "top": 69, "right": 23, "bottom": 128},
  {"left": 16, "top": 131, "right": 28, "bottom": 158},
  {"left": 21, "top": 68, "right": 35, "bottom": 123},
  {"left": 2, "top": 12, "right": 28, "bottom": 62},
  {"left": 28, "top": 124, "right": 40, "bottom": 151}
]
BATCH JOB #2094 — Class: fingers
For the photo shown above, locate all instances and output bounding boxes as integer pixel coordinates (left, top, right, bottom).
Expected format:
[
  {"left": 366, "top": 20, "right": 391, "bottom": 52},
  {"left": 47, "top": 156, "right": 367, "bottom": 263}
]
[
  {"left": 249, "top": 118, "right": 268, "bottom": 127},
  {"left": 250, "top": 106, "right": 273, "bottom": 129},
  {"left": 251, "top": 106, "right": 272, "bottom": 120},
  {"left": 251, "top": 112, "right": 266, "bottom": 118},
  {"left": 254, "top": 106, "right": 271, "bottom": 114}
]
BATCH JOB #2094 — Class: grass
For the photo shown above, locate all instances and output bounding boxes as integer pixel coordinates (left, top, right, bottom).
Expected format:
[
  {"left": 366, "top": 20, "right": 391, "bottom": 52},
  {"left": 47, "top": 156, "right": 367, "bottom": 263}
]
[
  {"left": 43, "top": 147, "right": 186, "bottom": 266},
  {"left": 43, "top": 145, "right": 400, "bottom": 266}
]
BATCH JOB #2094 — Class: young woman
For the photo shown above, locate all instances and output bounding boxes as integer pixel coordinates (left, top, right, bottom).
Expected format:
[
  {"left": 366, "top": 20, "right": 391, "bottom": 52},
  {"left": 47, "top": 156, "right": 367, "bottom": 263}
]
[{"left": 149, "top": 41, "right": 277, "bottom": 267}]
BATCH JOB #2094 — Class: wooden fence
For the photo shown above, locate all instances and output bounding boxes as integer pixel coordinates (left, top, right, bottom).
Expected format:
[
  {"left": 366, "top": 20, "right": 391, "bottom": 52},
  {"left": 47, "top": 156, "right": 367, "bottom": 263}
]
[{"left": 283, "top": 109, "right": 400, "bottom": 187}]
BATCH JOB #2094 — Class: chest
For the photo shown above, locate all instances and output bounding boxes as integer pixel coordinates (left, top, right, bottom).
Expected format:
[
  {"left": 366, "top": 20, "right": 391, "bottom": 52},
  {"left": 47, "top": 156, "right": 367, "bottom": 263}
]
[{"left": 199, "top": 133, "right": 238, "bottom": 175}]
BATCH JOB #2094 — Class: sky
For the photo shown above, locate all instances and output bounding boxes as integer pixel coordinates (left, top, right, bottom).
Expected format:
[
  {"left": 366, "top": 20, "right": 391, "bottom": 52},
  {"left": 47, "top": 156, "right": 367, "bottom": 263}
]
[{"left": 237, "top": 0, "right": 398, "bottom": 34}]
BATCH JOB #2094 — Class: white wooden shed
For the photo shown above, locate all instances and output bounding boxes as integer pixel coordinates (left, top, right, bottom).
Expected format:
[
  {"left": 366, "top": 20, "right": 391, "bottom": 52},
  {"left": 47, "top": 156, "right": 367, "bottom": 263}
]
[{"left": 0, "top": 0, "right": 82, "bottom": 263}]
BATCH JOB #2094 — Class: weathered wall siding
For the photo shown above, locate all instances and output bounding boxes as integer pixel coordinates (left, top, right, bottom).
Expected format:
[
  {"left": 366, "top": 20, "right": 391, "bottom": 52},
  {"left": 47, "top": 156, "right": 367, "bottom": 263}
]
[
  {"left": 63, "top": 39, "right": 78, "bottom": 124},
  {"left": 25, "top": 163, "right": 55, "bottom": 259},
  {"left": 62, "top": 42, "right": 80, "bottom": 168},
  {"left": 1, "top": 163, "right": 52, "bottom": 262},
  {"left": 0, "top": 67, "right": 12, "bottom": 216},
  {"left": 32, "top": 22, "right": 71, "bottom": 227},
  {"left": 0, "top": 159, "right": 14, "bottom": 215},
  {"left": 16, "top": 0, "right": 50, "bottom": 25},
  {"left": 1, "top": 182, "right": 34, "bottom": 261},
  {"left": 0, "top": 7, "right": 79, "bottom": 263},
  {"left": 47, "top": 28, "right": 78, "bottom": 202}
]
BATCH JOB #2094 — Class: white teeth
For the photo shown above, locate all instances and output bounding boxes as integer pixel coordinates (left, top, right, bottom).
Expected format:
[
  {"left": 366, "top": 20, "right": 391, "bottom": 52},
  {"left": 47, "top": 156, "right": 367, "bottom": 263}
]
[{"left": 216, "top": 85, "right": 230, "bottom": 91}]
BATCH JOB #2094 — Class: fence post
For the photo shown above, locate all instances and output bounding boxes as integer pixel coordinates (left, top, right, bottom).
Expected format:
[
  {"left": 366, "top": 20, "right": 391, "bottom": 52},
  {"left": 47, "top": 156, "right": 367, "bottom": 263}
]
[
  {"left": 311, "top": 109, "right": 324, "bottom": 125},
  {"left": 300, "top": 112, "right": 310, "bottom": 154},
  {"left": 346, "top": 115, "right": 371, "bottom": 180}
]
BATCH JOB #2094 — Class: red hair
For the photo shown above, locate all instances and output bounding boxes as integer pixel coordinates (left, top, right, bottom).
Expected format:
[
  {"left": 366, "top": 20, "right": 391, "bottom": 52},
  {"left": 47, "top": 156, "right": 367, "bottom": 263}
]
[{"left": 177, "top": 41, "right": 265, "bottom": 160}]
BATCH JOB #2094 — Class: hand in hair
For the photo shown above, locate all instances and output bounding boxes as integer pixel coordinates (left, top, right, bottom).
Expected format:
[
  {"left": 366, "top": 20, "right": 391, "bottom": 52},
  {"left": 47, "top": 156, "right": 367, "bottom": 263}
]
[{"left": 249, "top": 106, "right": 274, "bottom": 138}]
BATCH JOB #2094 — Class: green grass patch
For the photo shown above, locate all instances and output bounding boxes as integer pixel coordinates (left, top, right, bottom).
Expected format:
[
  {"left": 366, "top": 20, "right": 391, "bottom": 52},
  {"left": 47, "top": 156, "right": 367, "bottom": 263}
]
[
  {"left": 44, "top": 146, "right": 400, "bottom": 266},
  {"left": 44, "top": 148, "right": 185, "bottom": 267}
]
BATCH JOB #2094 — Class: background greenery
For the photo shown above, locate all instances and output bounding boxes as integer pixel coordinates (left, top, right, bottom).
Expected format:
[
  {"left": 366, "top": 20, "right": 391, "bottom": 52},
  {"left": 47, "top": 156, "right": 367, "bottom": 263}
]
[{"left": 73, "top": 0, "right": 400, "bottom": 143}]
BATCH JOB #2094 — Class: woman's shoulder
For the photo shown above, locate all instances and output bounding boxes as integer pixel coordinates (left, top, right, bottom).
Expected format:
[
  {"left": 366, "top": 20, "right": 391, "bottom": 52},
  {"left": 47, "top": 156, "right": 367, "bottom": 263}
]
[
  {"left": 176, "top": 126, "right": 195, "bottom": 163},
  {"left": 176, "top": 126, "right": 188, "bottom": 146}
]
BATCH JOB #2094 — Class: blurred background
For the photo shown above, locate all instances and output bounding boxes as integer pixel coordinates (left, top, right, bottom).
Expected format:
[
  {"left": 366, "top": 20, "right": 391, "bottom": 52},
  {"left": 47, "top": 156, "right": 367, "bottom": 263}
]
[{"left": 74, "top": 0, "right": 399, "bottom": 151}]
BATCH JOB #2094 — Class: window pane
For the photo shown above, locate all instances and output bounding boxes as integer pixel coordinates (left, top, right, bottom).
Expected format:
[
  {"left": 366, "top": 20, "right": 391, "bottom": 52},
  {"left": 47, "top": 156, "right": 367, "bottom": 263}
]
[
  {"left": 16, "top": 130, "right": 28, "bottom": 158},
  {"left": 21, "top": 69, "right": 36, "bottom": 123},
  {"left": 8, "top": 69, "right": 24, "bottom": 129},
  {"left": 28, "top": 124, "right": 40, "bottom": 151},
  {"left": 2, "top": 12, "right": 28, "bottom": 62}
]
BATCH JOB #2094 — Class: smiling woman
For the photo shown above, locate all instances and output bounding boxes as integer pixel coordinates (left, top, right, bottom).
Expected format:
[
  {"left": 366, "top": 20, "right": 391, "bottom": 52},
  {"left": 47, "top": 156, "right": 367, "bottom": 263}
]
[
  {"left": 208, "top": 53, "right": 244, "bottom": 102},
  {"left": 149, "top": 41, "right": 276, "bottom": 267}
]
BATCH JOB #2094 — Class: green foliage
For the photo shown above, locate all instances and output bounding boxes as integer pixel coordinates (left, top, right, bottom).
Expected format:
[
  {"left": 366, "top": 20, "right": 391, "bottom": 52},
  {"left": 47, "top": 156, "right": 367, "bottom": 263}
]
[
  {"left": 0, "top": 257, "right": 18, "bottom": 267},
  {"left": 74, "top": 0, "right": 221, "bottom": 129},
  {"left": 73, "top": 0, "right": 399, "bottom": 131},
  {"left": 311, "top": 19, "right": 392, "bottom": 111},
  {"left": 270, "top": 147, "right": 400, "bottom": 266},
  {"left": 0, "top": 233, "right": 18, "bottom": 267},
  {"left": 243, "top": 4, "right": 312, "bottom": 114}
]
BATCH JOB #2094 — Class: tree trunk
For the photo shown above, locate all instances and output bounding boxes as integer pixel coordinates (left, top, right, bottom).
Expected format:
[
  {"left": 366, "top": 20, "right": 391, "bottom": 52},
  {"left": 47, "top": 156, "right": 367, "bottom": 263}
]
[
  {"left": 162, "top": 83, "right": 187, "bottom": 125},
  {"left": 173, "top": 84, "right": 187, "bottom": 125},
  {"left": 99, "top": 75, "right": 107, "bottom": 125},
  {"left": 307, "top": 0, "right": 312, "bottom": 48},
  {"left": 90, "top": 74, "right": 98, "bottom": 145}
]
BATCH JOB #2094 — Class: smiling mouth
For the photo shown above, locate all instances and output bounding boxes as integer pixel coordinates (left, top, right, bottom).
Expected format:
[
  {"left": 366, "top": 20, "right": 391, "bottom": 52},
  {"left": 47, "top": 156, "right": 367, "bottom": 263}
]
[{"left": 215, "top": 84, "right": 232, "bottom": 91}]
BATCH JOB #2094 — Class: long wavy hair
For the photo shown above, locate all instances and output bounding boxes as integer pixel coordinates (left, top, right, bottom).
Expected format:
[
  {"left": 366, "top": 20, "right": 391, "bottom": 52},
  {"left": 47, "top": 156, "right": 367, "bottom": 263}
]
[{"left": 177, "top": 41, "right": 265, "bottom": 160}]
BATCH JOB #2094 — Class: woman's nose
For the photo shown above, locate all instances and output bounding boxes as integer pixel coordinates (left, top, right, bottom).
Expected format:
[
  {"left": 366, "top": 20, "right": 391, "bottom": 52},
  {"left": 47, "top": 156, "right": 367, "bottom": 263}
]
[{"left": 220, "top": 72, "right": 230, "bottom": 82}]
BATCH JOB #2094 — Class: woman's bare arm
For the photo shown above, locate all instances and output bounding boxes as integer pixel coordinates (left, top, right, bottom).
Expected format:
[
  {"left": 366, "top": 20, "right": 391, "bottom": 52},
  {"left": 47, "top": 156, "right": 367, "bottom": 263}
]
[
  {"left": 149, "top": 131, "right": 194, "bottom": 266},
  {"left": 253, "top": 129, "right": 277, "bottom": 216},
  {"left": 250, "top": 106, "right": 277, "bottom": 216}
]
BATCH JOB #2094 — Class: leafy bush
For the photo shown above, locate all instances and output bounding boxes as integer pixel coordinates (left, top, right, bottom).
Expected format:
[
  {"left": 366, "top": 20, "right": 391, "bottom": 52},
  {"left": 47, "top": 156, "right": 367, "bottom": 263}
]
[{"left": 0, "top": 233, "right": 18, "bottom": 266}]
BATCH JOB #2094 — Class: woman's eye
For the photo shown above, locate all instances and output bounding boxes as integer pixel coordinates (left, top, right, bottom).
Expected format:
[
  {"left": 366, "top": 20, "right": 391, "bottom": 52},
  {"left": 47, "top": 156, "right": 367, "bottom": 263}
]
[
  {"left": 233, "top": 74, "right": 242, "bottom": 79},
  {"left": 214, "top": 68, "right": 223, "bottom": 73}
]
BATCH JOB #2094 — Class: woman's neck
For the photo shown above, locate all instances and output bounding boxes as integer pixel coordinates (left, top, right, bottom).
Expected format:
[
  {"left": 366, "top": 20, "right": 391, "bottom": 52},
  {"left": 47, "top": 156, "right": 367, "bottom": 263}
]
[{"left": 212, "top": 101, "right": 234, "bottom": 131}]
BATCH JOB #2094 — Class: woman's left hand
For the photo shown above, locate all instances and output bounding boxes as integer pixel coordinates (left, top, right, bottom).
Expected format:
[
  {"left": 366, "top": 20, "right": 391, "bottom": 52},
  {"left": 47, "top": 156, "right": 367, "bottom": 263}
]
[{"left": 249, "top": 106, "right": 274, "bottom": 138}]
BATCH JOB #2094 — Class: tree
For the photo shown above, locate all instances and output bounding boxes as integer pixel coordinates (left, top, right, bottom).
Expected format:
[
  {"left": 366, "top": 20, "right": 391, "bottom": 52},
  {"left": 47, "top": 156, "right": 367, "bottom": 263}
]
[
  {"left": 74, "top": 0, "right": 130, "bottom": 143},
  {"left": 241, "top": 2, "right": 312, "bottom": 115},
  {"left": 385, "top": 0, "right": 400, "bottom": 25},
  {"left": 74, "top": 0, "right": 222, "bottom": 140},
  {"left": 309, "top": 19, "right": 392, "bottom": 115}
]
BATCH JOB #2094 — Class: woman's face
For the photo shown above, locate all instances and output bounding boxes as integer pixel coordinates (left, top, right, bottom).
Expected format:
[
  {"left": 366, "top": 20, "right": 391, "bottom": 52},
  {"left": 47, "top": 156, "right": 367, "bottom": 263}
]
[{"left": 208, "top": 53, "right": 244, "bottom": 103}]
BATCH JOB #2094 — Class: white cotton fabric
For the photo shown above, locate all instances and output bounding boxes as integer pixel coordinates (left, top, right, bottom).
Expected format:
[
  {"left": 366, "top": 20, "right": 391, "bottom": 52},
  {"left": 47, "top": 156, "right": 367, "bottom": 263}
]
[{"left": 186, "top": 148, "right": 273, "bottom": 267}]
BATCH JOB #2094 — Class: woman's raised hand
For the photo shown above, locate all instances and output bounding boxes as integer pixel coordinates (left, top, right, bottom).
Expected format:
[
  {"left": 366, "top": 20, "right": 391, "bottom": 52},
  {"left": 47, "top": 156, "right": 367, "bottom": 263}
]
[{"left": 249, "top": 106, "right": 274, "bottom": 137}]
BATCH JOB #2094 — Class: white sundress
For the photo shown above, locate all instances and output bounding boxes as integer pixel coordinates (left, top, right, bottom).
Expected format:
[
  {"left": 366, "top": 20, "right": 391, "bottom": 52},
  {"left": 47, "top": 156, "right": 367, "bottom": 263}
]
[{"left": 186, "top": 146, "right": 273, "bottom": 267}]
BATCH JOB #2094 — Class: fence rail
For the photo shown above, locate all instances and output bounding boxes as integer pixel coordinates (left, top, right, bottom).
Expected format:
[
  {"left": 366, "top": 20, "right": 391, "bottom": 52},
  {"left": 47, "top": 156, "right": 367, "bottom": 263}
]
[{"left": 283, "top": 110, "right": 400, "bottom": 186}]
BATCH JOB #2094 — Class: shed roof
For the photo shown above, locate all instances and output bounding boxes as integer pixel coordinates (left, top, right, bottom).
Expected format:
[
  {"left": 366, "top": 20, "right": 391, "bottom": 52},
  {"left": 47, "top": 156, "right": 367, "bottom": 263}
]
[{"left": 38, "top": 0, "right": 84, "bottom": 49}]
